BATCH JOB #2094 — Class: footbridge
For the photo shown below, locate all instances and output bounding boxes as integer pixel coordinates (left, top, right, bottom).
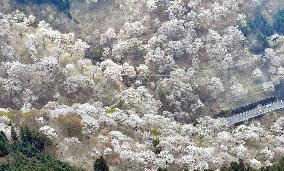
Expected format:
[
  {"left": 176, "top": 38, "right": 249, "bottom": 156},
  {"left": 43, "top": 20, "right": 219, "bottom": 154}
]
[{"left": 227, "top": 100, "right": 284, "bottom": 125}]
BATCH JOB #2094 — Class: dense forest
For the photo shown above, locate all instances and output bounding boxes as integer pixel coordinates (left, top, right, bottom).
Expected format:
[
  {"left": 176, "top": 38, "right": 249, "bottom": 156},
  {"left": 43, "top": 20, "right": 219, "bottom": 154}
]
[
  {"left": 241, "top": 10, "right": 284, "bottom": 53},
  {"left": 0, "top": 127, "right": 283, "bottom": 171},
  {"left": 0, "top": 0, "right": 284, "bottom": 170}
]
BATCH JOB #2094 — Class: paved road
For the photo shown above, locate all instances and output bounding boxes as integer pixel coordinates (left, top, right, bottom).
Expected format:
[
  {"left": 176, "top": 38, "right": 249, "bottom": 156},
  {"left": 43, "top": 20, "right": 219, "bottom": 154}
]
[{"left": 227, "top": 100, "right": 284, "bottom": 125}]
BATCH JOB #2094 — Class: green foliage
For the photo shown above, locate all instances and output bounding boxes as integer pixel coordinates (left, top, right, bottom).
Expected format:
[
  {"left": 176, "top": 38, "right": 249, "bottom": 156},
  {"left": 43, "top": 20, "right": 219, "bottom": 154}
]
[
  {"left": 192, "top": 135, "right": 210, "bottom": 148},
  {"left": 0, "top": 131, "right": 11, "bottom": 157},
  {"left": 8, "top": 127, "right": 50, "bottom": 157},
  {"left": 85, "top": 47, "right": 104, "bottom": 62},
  {"left": 250, "top": 32, "right": 269, "bottom": 54},
  {"left": 0, "top": 128, "right": 83, "bottom": 171},
  {"left": 152, "top": 137, "right": 162, "bottom": 154},
  {"left": 240, "top": 10, "right": 284, "bottom": 53},
  {"left": 0, "top": 111, "right": 16, "bottom": 121},
  {"left": 251, "top": 12, "right": 273, "bottom": 36},
  {"left": 105, "top": 107, "right": 118, "bottom": 114},
  {"left": 227, "top": 161, "right": 251, "bottom": 171},
  {"left": 240, "top": 11, "right": 272, "bottom": 53},
  {"left": 260, "top": 157, "right": 284, "bottom": 171},
  {"left": 185, "top": 158, "right": 284, "bottom": 171},
  {"left": 156, "top": 85, "right": 169, "bottom": 102},
  {"left": 15, "top": 0, "right": 71, "bottom": 11},
  {"left": 274, "top": 10, "right": 284, "bottom": 34},
  {"left": 14, "top": 0, "right": 72, "bottom": 18},
  {"left": 156, "top": 85, "right": 177, "bottom": 112},
  {"left": 94, "top": 156, "right": 109, "bottom": 171},
  {"left": 225, "top": 158, "right": 284, "bottom": 171},
  {"left": 152, "top": 137, "right": 160, "bottom": 148},
  {"left": 11, "top": 141, "right": 39, "bottom": 158},
  {"left": 0, "top": 152, "right": 82, "bottom": 171},
  {"left": 11, "top": 126, "right": 18, "bottom": 142},
  {"left": 0, "top": 131, "right": 8, "bottom": 143},
  {"left": 151, "top": 127, "right": 160, "bottom": 137},
  {"left": 20, "top": 127, "right": 51, "bottom": 152},
  {"left": 241, "top": 11, "right": 273, "bottom": 37},
  {"left": 151, "top": 128, "right": 162, "bottom": 154},
  {"left": 20, "top": 127, "right": 33, "bottom": 143}
]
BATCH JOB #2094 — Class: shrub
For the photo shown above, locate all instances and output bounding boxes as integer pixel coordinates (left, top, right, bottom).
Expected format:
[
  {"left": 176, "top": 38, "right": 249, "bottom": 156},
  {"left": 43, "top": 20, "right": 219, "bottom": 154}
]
[
  {"left": 0, "top": 111, "right": 16, "bottom": 121},
  {"left": 151, "top": 127, "right": 160, "bottom": 137},
  {"left": 58, "top": 114, "right": 82, "bottom": 138},
  {"left": 105, "top": 107, "right": 118, "bottom": 114}
]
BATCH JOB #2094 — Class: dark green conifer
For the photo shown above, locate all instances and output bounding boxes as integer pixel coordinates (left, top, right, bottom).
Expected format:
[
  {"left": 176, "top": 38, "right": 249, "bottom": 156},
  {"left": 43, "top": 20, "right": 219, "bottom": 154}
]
[{"left": 94, "top": 156, "right": 109, "bottom": 171}]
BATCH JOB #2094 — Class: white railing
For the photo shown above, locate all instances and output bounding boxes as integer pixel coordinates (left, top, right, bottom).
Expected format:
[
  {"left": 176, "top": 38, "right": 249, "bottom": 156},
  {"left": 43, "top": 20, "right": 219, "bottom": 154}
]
[{"left": 227, "top": 100, "right": 284, "bottom": 125}]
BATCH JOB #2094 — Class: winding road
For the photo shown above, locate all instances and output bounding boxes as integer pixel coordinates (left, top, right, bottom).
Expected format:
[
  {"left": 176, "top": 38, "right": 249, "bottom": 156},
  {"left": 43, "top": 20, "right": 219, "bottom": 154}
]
[{"left": 227, "top": 100, "right": 284, "bottom": 125}]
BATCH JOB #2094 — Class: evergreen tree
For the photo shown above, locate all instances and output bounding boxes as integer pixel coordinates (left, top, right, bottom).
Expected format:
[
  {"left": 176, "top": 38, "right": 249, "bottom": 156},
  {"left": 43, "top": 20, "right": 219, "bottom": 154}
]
[
  {"left": 21, "top": 127, "right": 33, "bottom": 144},
  {"left": 11, "top": 126, "right": 18, "bottom": 142},
  {"left": 227, "top": 159, "right": 256, "bottom": 171},
  {"left": 251, "top": 32, "right": 269, "bottom": 53},
  {"left": 94, "top": 156, "right": 109, "bottom": 171},
  {"left": 15, "top": 0, "right": 72, "bottom": 18},
  {"left": 0, "top": 128, "right": 83, "bottom": 171},
  {"left": 20, "top": 127, "right": 51, "bottom": 152},
  {"left": 242, "top": 11, "right": 273, "bottom": 37},
  {"left": 0, "top": 131, "right": 10, "bottom": 157},
  {"left": 274, "top": 10, "right": 284, "bottom": 34}
]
